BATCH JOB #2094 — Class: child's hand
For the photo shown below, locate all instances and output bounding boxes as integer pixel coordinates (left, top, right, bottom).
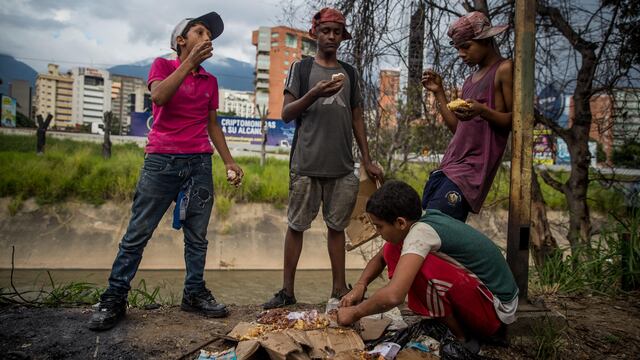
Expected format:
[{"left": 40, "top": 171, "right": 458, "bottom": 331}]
[
  {"left": 421, "top": 69, "right": 443, "bottom": 94},
  {"left": 310, "top": 79, "right": 343, "bottom": 98},
  {"left": 339, "top": 284, "right": 366, "bottom": 307},
  {"left": 225, "top": 163, "right": 244, "bottom": 187},
  {"left": 454, "top": 99, "right": 486, "bottom": 121},
  {"left": 364, "top": 162, "right": 384, "bottom": 183},
  {"left": 337, "top": 306, "right": 360, "bottom": 326},
  {"left": 185, "top": 41, "right": 213, "bottom": 70}
]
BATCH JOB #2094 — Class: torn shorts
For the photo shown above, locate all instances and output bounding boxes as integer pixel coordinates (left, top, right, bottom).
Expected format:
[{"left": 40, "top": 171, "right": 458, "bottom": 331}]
[{"left": 287, "top": 172, "right": 359, "bottom": 232}]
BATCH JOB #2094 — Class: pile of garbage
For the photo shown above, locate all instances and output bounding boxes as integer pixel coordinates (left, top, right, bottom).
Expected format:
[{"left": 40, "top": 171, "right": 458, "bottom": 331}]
[{"left": 195, "top": 306, "right": 490, "bottom": 360}]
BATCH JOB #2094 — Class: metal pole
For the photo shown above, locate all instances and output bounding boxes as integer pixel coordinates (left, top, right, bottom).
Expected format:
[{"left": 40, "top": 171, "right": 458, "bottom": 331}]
[{"left": 507, "top": 0, "right": 535, "bottom": 299}]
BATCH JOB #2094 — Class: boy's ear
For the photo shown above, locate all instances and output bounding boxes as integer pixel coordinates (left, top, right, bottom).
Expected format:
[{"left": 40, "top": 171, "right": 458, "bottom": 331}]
[
  {"left": 394, "top": 217, "right": 409, "bottom": 230},
  {"left": 176, "top": 35, "right": 186, "bottom": 48}
]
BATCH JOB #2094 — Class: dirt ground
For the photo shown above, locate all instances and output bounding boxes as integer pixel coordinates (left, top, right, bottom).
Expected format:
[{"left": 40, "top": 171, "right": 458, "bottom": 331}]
[{"left": 1, "top": 294, "right": 639, "bottom": 360}]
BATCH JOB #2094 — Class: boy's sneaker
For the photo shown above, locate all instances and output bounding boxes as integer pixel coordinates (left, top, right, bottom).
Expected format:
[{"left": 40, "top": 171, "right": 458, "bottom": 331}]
[
  {"left": 181, "top": 288, "right": 229, "bottom": 318},
  {"left": 262, "top": 289, "right": 297, "bottom": 309},
  {"left": 88, "top": 295, "right": 127, "bottom": 331}
]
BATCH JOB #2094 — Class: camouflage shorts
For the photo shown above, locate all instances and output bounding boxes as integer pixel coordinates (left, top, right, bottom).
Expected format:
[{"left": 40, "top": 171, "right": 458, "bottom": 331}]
[{"left": 287, "top": 172, "right": 359, "bottom": 232}]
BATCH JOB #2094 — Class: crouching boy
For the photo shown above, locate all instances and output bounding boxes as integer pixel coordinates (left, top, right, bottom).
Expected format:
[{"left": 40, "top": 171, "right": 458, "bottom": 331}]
[{"left": 338, "top": 181, "right": 518, "bottom": 352}]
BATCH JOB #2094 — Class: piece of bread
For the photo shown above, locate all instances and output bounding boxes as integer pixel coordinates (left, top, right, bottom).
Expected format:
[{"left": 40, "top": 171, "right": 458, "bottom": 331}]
[
  {"left": 332, "top": 73, "right": 345, "bottom": 81},
  {"left": 447, "top": 98, "right": 470, "bottom": 111}
]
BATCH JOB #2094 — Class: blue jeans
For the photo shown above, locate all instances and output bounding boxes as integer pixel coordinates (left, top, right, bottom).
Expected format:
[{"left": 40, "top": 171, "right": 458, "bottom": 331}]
[
  {"left": 422, "top": 170, "right": 471, "bottom": 222},
  {"left": 104, "top": 153, "right": 214, "bottom": 298}
]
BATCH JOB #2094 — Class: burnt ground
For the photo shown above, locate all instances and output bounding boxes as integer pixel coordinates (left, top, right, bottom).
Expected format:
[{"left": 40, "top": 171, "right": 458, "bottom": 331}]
[{"left": 1, "top": 294, "right": 639, "bottom": 360}]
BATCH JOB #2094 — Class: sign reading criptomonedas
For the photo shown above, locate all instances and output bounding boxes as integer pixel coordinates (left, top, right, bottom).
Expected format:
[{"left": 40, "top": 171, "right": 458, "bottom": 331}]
[{"left": 129, "top": 113, "right": 295, "bottom": 147}]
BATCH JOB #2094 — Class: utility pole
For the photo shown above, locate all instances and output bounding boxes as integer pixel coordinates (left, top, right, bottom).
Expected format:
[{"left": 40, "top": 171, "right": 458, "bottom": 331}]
[{"left": 507, "top": 0, "right": 536, "bottom": 299}]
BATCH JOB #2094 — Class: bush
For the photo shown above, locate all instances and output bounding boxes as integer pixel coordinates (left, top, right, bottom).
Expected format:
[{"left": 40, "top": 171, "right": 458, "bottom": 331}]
[{"left": 532, "top": 211, "right": 640, "bottom": 295}]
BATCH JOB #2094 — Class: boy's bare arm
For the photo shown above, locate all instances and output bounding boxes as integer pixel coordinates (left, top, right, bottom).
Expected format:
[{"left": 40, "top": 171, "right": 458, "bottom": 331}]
[
  {"left": 422, "top": 70, "right": 459, "bottom": 133},
  {"left": 207, "top": 111, "right": 243, "bottom": 182},
  {"left": 339, "top": 249, "right": 386, "bottom": 307},
  {"left": 281, "top": 80, "right": 343, "bottom": 122},
  {"left": 150, "top": 42, "right": 212, "bottom": 106},
  {"left": 338, "top": 253, "right": 424, "bottom": 325},
  {"left": 352, "top": 106, "right": 384, "bottom": 181}
]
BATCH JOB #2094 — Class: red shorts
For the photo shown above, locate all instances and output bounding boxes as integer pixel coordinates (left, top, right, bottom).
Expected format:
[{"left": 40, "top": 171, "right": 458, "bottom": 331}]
[{"left": 384, "top": 243, "right": 501, "bottom": 337}]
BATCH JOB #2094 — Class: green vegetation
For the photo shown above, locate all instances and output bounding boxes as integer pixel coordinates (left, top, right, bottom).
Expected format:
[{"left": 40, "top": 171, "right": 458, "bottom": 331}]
[
  {"left": 0, "top": 270, "right": 175, "bottom": 308},
  {"left": 0, "top": 134, "right": 290, "bottom": 215},
  {"left": 525, "top": 317, "right": 566, "bottom": 360},
  {"left": 531, "top": 211, "right": 640, "bottom": 295},
  {"left": 0, "top": 133, "right": 626, "bottom": 215}
]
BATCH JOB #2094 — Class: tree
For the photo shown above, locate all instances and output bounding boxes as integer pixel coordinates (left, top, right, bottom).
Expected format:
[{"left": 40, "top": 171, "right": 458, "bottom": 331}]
[
  {"left": 288, "top": 0, "right": 639, "bottom": 258},
  {"left": 612, "top": 139, "right": 640, "bottom": 168},
  {"left": 102, "top": 111, "right": 114, "bottom": 159},
  {"left": 36, "top": 114, "right": 53, "bottom": 155},
  {"left": 534, "top": 0, "right": 639, "bottom": 251},
  {"left": 16, "top": 112, "right": 35, "bottom": 128}
]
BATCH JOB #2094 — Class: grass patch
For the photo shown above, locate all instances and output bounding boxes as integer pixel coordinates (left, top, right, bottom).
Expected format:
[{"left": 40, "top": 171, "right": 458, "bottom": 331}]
[
  {"left": 0, "top": 134, "right": 290, "bottom": 207},
  {"left": 215, "top": 194, "right": 235, "bottom": 219},
  {"left": 0, "top": 271, "right": 177, "bottom": 308},
  {"left": 8, "top": 194, "right": 24, "bottom": 216},
  {"left": 0, "top": 134, "right": 626, "bottom": 216},
  {"left": 128, "top": 279, "right": 161, "bottom": 308},
  {"left": 530, "top": 317, "right": 566, "bottom": 360},
  {"left": 41, "top": 271, "right": 102, "bottom": 306},
  {"left": 531, "top": 211, "right": 640, "bottom": 295}
]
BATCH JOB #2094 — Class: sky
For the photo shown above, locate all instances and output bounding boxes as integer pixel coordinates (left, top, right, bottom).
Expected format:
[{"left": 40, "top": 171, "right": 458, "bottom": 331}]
[{"left": 0, "top": 0, "right": 307, "bottom": 71}]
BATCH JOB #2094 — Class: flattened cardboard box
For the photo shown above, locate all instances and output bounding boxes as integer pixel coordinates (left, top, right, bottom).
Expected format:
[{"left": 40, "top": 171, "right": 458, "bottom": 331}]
[
  {"left": 228, "top": 322, "right": 365, "bottom": 360},
  {"left": 346, "top": 166, "right": 380, "bottom": 251}
]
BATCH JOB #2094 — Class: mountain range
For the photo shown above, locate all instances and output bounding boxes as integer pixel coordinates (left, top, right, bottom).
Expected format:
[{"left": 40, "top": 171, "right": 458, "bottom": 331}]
[
  {"left": 0, "top": 53, "right": 255, "bottom": 94},
  {"left": 108, "top": 54, "right": 255, "bottom": 91},
  {"left": 0, "top": 54, "right": 38, "bottom": 95}
]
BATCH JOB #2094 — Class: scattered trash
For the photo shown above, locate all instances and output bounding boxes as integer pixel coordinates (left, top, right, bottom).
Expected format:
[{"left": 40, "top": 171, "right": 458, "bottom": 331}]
[
  {"left": 360, "top": 317, "right": 392, "bottom": 341},
  {"left": 326, "top": 297, "right": 340, "bottom": 313},
  {"left": 196, "top": 348, "right": 237, "bottom": 360},
  {"left": 228, "top": 309, "right": 365, "bottom": 359},
  {"left": 369, "top": 342, "right": 401, "bottom": 360},
  {"left": 406, "top": 335, "right": 440, "bottom": 356}
]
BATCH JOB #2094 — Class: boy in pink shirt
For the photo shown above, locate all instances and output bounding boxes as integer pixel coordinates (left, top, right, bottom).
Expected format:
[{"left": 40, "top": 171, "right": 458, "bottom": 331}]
[{"left": 89, "top": 11, "right": 243, "bottom": 331}]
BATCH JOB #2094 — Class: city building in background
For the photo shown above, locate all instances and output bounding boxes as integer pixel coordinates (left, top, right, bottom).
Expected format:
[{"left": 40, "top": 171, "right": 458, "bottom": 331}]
[
  {"left": 8, "top": 79, "right": 32, "bottom": 118},
  {"left": 71, "top": 67, "right": 112, "bottom": 133},
  {"left": 612, "top": 88, "right": 640, "bottom": 147},
  {"left": 111, "top": 74, "right": 149, "bottom": 134},
  {"left": 378, "top": 69, "right": 401, "bottom": 128},
  {"left": 252, "top": 26, "right": 316, "bottom": 119},
  {"left": 34, "top": 64, "right": 74, "bottom": 128},
  {"left": 219, "top": 89, "right": 256, "bottom": 118}
]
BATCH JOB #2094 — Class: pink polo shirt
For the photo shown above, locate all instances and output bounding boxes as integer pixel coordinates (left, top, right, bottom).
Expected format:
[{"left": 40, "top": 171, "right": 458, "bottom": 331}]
[{"left": 146, "top": 57, "right": 218, "bottom": 154}]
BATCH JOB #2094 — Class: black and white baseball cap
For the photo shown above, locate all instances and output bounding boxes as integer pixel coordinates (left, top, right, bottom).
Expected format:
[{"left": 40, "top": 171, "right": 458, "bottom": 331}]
[{"left": 170, "top": 11, "right": 224, "bottom": 51}]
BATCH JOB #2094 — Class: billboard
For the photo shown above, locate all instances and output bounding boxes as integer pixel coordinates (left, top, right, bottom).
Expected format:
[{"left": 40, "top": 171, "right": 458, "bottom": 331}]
[
  {"left": 556, "top": 139, "right": 598, "bottom": 167},
  {"left": 128, "top": 114, "right": 296, "bottom": 148},
  {"left": 1, "top": 95, "right": 17, "bottom": 127},
  {"left": 218, "top": 116, "right": 295, "bottom": 147},
  {"left": 536, "top": 83, "right": 565, "bottom": 123},
  {"left": 556, "top": 138, "right": 571, "bottom": 165},
  {"left": 130, "top": 111, "right": 153, "bottom": 137},
  {"left": 533, "top": 127, "right": 555, "bottom": 165}
]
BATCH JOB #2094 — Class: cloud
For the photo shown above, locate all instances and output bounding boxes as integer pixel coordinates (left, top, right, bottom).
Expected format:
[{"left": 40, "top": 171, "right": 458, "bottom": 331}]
[{"left": 0, "top": 0, "right": 299, "bottom": 70}]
